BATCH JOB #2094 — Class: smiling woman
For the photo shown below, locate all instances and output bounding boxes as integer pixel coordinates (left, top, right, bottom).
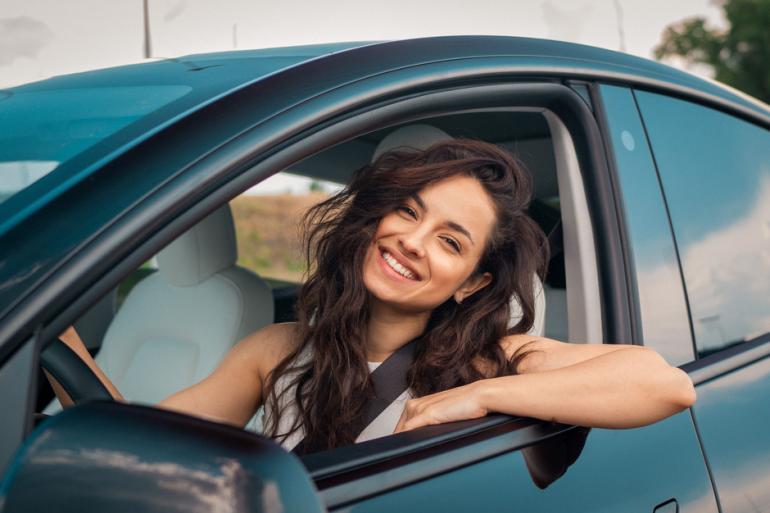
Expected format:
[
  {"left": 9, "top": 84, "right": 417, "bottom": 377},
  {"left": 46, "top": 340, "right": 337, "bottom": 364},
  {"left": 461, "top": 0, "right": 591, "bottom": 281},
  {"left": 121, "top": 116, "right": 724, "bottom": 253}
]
[
  {"left": 364, "top": 175, "right": 497, "bottom": 312},
  {"left": 254, "top": 139, "right": 551, "bottom": 452}
]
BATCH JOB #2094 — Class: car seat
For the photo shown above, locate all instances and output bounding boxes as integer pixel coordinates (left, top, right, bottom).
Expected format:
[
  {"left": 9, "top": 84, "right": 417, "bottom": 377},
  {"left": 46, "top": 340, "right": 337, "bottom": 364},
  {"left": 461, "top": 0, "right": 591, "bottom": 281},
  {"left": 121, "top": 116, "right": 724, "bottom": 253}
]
[
  {"left": 46, "top": 204, "right": 274, "bottom": 412},
  {"left": 371, "top": 125, "right": 547, "bottom": 336}
]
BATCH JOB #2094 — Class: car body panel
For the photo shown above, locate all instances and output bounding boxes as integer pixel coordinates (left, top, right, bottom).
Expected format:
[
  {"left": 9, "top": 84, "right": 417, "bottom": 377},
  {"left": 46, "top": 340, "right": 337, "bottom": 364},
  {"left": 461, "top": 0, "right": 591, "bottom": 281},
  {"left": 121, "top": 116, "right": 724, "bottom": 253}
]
[
  {"left": 344, "top": 411, "right": 716, "bottom": 513},
  {"left": 596, "top": 84, "right": 695, "bottom": 366},
  {"left": 632, "top": 85, "right": 770, "bottom": 513},
  {"left": 688, "top": 352, "right": 770, "bottom": 513}
]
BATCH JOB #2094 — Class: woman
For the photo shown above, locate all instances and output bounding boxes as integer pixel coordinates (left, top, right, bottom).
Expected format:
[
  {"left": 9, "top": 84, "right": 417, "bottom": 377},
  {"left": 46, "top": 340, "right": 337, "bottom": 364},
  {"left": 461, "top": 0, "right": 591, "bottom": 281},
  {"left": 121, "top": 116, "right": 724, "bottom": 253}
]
[{"left": 54, "top": 138, "right": 696, "bottom": 454}]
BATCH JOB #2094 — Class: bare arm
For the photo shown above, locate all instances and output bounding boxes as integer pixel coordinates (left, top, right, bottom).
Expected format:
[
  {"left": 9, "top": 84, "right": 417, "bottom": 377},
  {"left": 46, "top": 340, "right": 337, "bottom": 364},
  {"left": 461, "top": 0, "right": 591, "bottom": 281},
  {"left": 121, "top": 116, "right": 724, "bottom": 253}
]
[
  {"left": 55, "top": 326, "right": 125, "bottom": 401},
  {"left": 476, "top": 343, "right": 696, "bottom": 428},
  {"left": 50, "top": 323, "right": 297, "bottom": 428},
  {"left": 158, "top": 322, "right": 297, "bottom": 427},
  {"left": 396, "top": 336, "right": 696, "bottom": 432}
]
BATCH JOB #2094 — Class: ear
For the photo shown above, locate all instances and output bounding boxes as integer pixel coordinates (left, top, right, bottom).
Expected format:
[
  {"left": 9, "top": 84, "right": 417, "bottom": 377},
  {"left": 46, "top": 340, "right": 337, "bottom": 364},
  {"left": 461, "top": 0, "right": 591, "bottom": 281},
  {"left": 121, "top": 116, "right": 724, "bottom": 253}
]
[{"left": 454, "top": 271, "right": 492, "bottom": 304}]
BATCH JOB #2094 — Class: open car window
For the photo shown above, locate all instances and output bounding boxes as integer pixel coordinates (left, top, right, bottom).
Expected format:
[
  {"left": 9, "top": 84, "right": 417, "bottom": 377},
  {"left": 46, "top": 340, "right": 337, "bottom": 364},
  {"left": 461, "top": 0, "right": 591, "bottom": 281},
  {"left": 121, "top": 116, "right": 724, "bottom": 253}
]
[
  {"left": 35, "top": 107, "right": 600, "bottom": 460},
  {"left": 232, "top": 172, "right": 344, "bottom": 287}
]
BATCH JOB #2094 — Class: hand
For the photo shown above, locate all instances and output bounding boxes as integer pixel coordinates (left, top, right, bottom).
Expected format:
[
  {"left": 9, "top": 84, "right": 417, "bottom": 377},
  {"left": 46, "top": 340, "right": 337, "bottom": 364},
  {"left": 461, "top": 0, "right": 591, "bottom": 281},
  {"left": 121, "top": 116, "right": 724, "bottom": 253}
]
[{"left": 393, "top": 381, "right": 489, "bottom": 434}]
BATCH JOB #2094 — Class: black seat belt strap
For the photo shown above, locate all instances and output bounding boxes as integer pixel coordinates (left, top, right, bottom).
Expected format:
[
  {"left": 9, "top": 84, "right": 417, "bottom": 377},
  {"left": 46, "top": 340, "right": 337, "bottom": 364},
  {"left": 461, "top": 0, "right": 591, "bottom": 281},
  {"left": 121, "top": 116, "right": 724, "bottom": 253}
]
[{"left": 291, "top": 336, "right": 419, "bottom": 456}]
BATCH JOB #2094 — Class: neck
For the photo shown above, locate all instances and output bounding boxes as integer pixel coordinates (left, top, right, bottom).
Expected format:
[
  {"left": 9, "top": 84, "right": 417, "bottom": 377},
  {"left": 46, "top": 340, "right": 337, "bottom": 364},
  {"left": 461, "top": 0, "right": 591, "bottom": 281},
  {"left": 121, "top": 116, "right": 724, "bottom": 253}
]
[{"left": 366, "top": 298, "right": 430, "bottom": 362}]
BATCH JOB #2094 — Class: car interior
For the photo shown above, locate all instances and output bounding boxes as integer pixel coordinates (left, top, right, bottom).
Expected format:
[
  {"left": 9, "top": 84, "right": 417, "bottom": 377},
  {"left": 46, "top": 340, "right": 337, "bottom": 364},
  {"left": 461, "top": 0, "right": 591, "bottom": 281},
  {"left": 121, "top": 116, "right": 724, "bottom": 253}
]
[{"left": 36, "top": 108, "right": 604, "bottom": 451}]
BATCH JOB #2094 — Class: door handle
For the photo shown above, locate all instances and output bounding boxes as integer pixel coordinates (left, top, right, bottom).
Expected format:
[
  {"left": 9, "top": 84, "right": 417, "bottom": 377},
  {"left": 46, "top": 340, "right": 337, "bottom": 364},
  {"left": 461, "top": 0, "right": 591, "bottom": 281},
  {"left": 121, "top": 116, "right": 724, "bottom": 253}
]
[{"left": 653, "top": 499, "right": 678, "bottom": 513}]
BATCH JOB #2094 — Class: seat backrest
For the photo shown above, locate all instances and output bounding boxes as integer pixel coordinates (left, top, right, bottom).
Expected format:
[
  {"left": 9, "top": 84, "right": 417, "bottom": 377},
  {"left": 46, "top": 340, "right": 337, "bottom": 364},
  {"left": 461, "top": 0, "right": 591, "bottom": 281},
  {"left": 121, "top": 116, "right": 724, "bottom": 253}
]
[
  {"left": 46, "top": 204, "right": 274, "bottom": 412},
  {"left": 100, "top": 204, "right": 274, "bottom": 404},
  {"left": 370, "top": 125, "right": 546, "bottom": 336}
]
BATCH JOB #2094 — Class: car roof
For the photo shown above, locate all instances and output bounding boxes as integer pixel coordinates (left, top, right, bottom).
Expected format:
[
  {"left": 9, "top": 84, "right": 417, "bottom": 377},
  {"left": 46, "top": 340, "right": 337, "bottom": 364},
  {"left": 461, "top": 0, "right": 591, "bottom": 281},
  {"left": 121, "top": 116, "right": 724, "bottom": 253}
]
[
  {"left": 3, "top": 34, "right": 769, "bottom": 234},
  {"left": 11, "top": 35, "right": 770, "bottom": 121},
  {"left": 185, "top": 36, "right": 768, "bottom": 117}
]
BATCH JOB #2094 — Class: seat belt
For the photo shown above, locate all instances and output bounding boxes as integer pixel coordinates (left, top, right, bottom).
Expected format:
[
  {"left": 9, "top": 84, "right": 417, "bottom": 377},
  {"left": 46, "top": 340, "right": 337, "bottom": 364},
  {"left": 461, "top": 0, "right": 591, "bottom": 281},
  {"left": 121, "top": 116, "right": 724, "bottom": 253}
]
[{"left": 290, "top": 336, "right": 420, "bottom": 456}]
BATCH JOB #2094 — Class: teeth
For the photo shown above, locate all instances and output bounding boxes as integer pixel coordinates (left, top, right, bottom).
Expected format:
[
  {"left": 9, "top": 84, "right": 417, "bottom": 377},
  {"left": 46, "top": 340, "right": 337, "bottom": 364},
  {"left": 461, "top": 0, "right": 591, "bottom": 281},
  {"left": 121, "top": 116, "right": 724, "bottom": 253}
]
[{"left": 382, "top": 250, "right": 416, "bottom": 280}]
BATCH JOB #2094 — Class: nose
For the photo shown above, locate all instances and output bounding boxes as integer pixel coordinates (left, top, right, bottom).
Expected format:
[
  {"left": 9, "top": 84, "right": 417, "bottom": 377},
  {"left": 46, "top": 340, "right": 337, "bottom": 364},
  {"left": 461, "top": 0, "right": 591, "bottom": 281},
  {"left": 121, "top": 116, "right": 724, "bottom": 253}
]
[{"left": 398, "top": 228, "right": 426, "bottom": 259}]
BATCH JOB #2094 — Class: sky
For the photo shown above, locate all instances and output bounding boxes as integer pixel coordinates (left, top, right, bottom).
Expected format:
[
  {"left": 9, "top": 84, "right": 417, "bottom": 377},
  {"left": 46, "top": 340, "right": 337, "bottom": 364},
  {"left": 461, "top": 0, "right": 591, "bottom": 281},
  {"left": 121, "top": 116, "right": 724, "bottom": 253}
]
[
  {"left": 1, "top": 0, "right": 726, "bottom": 89},
  {"left": 0, "top": 0, "right": 726, "bottom": 193}
]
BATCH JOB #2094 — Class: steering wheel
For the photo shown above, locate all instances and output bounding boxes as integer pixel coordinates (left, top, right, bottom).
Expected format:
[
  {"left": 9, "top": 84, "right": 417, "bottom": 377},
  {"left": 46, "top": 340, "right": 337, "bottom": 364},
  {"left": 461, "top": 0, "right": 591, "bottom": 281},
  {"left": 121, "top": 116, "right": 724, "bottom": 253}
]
[{"left": 39, "top": 338, "right": 114, "bottom": 406}]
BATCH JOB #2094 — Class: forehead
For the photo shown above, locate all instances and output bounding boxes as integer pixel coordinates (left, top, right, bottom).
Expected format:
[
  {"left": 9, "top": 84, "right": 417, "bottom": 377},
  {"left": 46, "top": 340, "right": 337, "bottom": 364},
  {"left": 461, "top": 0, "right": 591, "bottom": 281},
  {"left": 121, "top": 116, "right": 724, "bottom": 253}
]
[{"left": 416, "top": 175, "right": 497, "bottom": 245}]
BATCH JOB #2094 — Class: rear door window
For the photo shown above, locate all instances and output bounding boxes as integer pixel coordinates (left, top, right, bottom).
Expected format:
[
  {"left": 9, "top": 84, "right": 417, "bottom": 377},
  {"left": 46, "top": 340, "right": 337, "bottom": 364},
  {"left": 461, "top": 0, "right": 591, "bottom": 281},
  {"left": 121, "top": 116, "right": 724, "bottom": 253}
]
[{"left": 635, "top": 91, "right": 770, "bottom": 358}]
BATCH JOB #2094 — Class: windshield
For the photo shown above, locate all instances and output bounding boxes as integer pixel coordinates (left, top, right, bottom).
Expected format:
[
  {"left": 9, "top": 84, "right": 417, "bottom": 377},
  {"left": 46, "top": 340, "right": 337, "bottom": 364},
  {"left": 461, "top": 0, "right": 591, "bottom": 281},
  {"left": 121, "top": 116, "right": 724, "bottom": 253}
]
[
  {"left": 0, "top": 46, "right": 350, "bottom": 228},
  {"left": 0, "top": 85, "right": 192, "bottom": 203}
]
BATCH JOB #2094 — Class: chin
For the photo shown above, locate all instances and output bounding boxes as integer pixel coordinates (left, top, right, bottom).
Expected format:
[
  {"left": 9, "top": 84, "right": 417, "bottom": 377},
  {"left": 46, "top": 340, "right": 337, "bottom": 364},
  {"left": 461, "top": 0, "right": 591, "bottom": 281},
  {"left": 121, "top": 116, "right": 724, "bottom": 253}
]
[{"left": 363, "top": 273, "right": 437, "bottom": 314}]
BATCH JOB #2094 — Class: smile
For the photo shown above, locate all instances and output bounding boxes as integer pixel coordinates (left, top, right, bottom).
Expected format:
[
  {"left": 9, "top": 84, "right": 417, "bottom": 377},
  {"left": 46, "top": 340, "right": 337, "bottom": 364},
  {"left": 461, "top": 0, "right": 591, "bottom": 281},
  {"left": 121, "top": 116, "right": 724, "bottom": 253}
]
[{"left": 379, "top": 248, "right": 419, "bottom": 281}]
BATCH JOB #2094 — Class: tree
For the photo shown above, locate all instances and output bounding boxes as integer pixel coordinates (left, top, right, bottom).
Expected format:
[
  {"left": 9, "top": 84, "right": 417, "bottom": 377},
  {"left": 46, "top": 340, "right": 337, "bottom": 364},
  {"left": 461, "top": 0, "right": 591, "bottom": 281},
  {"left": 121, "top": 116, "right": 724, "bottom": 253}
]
[{"left": 654, "top": 0, "right": 770, "bottom": 103}]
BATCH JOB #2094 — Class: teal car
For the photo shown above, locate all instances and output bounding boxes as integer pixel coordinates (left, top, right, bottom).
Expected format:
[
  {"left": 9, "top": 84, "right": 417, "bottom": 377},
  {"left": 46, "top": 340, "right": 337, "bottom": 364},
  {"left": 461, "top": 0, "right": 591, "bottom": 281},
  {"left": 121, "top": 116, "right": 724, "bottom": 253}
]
[{"left": 1, "top": 36, "right": 769, "bottom": 512}]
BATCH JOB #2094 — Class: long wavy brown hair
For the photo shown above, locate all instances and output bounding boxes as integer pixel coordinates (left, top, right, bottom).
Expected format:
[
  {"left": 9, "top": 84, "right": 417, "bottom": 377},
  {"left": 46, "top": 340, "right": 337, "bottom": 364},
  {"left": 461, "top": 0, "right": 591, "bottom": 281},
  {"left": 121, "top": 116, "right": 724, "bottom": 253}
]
[{"left": 262, "top": 138, "right": 549, "bottom": 452}]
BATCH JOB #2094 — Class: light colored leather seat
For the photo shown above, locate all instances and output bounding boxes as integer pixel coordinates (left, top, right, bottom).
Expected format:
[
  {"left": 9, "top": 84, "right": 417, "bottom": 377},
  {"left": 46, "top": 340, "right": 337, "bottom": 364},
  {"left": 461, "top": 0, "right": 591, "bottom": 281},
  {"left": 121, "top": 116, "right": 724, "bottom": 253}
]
[
  {"left": 47, "top": 204, "right": 274, "bottom": 411},
  {"left": 371, "top": 125, "right": 547, "bottom": 336}
]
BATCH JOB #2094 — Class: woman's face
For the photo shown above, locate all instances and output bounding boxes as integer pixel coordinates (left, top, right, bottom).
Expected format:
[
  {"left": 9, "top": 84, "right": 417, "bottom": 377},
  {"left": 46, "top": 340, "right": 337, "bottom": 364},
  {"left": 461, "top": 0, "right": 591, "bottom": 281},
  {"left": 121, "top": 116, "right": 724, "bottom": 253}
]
[{"left": 362, "top": 174, "right": 496, "bottom": 313}]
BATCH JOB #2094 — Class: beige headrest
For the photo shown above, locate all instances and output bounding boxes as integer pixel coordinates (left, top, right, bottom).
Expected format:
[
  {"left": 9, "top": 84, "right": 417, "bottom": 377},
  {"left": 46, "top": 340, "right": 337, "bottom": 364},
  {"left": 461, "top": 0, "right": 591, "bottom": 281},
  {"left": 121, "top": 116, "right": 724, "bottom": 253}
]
[
  {"left": 371, "top": 124, "right": 453, "bottom": 162},
  {"left": 157, "top": 205, "right": 237, "bottom": 287}
]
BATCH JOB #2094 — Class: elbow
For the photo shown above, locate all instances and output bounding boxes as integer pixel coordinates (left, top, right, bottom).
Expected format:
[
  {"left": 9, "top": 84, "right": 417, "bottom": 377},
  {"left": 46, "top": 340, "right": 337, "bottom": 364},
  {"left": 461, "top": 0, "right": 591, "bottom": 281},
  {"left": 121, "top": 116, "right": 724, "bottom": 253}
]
[
  {"left": 671, "top": 367, "right": 697, "bottom": 410},
  {"left": 643, "top": 348, "right": 696, "bottom": 411}
]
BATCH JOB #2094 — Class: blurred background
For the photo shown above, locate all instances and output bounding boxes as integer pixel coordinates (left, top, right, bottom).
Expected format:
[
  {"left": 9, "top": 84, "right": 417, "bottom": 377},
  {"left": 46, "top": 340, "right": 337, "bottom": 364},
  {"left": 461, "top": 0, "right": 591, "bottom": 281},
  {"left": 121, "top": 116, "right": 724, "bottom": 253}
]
[{"left": 2, "top": 0, "right": 769, "bottom": 104}]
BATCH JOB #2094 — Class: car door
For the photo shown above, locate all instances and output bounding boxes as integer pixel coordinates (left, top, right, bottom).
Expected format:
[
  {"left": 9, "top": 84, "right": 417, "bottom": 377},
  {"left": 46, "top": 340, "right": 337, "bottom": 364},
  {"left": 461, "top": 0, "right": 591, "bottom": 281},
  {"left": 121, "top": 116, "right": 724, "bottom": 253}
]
[{"left": 632, "top": 88, "right": 770, "bottom": 513}]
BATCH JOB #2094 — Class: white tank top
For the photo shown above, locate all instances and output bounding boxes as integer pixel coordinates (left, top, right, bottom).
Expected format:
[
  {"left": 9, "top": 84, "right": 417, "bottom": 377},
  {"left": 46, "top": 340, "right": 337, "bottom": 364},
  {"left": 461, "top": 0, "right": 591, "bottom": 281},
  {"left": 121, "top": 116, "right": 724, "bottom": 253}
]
[{"left": 248, "top": 344, "right": 413, "bottom": 451}]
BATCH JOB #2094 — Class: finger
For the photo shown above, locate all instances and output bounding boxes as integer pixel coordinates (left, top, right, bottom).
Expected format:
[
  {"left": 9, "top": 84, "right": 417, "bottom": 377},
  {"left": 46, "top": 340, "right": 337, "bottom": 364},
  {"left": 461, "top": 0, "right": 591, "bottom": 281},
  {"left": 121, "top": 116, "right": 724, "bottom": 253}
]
[
  {"left": 402, "top": 415, "right": 426, "bottom": 432},
  {"left": 394, "top": 408, "right": 409, "bottom": 433}
]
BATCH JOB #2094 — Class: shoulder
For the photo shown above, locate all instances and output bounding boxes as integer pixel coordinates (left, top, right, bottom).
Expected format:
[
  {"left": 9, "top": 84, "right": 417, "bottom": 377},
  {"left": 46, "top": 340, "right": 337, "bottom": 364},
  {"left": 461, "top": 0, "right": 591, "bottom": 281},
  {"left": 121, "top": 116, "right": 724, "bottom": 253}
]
[
  {"left": 237, "top": 322, "right": 301, "bottom": 383},
  {"left": 498, "top": 334, "right": 550, "bottom": 374}
]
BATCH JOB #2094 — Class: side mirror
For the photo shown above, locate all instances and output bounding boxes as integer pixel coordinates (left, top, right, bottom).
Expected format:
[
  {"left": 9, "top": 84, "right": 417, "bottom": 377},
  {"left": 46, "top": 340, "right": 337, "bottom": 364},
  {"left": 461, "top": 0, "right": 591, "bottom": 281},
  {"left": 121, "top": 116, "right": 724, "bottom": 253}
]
[{"left": 1, "top": 402, "right": 324, "bottom": 513}]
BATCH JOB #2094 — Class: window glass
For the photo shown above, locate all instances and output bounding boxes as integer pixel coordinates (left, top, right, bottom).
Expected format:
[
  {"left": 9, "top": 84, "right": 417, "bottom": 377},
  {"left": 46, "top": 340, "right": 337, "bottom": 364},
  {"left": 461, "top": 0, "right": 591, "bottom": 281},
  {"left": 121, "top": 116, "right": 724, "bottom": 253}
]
[
  {"left": 0, "top": 86, "right": 192, "bottom": 205},
  {"left": 599, "top": 85, "right": 694, "bottom": 365},
  {"left": 232, "top": 171, "right": 343, "bottom": 285},
  {"left": 636, "top": 91, "right": 770, "bottom": 357}
]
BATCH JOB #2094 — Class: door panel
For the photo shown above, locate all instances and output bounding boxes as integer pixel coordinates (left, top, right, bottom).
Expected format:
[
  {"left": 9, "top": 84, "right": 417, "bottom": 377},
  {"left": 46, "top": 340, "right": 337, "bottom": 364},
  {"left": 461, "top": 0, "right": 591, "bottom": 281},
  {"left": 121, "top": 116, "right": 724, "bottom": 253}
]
[
  {"left": 690, "top": 353, "right": 770, "bottom": 512},
  {"left": 345, "top": 412, "right": 716, "bottom": 512}
]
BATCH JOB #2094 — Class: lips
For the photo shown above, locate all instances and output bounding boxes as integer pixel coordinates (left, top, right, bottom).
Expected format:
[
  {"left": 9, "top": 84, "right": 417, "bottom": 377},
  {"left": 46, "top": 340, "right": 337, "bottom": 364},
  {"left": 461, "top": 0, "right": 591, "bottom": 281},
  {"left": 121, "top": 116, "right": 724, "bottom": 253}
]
[{"left": 378, "top": 245, "right": 422, "bottom": 281}]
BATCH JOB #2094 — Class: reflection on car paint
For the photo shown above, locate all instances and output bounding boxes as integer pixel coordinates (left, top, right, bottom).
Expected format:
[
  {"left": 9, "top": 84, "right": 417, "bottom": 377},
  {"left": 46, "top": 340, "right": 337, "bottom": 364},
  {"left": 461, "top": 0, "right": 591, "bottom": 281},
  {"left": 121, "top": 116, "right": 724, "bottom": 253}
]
[
  {"left": 635, "top": 90, "right": 770, "bottom": 357},
  {"left": 0, "top": 402, "right": 323, "bottom": 513}
]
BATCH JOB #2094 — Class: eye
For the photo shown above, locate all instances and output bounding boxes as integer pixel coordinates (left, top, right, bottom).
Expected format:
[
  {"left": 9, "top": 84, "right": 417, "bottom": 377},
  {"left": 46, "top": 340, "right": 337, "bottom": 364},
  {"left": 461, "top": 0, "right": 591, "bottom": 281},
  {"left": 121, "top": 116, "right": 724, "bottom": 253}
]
[
  {"left": 441, "top": 236, "right": 461, "bottom": 253},
  {"left": 398, "top": 205, "right": 417, "bottom": 218}
]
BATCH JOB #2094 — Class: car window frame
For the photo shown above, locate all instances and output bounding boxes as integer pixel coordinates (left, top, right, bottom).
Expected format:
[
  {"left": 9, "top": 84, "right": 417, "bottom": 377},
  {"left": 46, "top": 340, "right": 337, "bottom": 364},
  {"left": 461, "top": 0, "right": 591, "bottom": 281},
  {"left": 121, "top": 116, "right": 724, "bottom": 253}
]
[
  {"left": 0, "top": 59, "right": 631, "bottom": 492},
  {"left": 9, "top": 79, "right": 627, "bottom": 504}
]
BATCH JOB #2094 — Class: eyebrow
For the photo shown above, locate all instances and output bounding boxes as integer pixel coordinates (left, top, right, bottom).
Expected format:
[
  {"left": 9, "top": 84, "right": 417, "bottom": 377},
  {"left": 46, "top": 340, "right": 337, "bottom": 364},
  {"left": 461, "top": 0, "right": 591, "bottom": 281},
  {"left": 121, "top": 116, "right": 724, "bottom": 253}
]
[{"left": 411, "top": 193, "right": 475, "bottom": 246}]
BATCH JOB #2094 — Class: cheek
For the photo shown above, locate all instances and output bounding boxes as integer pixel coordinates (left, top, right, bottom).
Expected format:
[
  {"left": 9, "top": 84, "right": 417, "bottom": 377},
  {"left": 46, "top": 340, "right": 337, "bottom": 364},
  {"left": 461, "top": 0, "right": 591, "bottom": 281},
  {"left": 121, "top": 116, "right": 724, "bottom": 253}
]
[
  {"left": 432, "top": 255, "right": 468, "bottom": 285},
  {"left": 374, "top": 213, "right": 400, "bottom": 235},
  {"left": 434, "top": 246, "right": 485, "bottom": 287}
]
